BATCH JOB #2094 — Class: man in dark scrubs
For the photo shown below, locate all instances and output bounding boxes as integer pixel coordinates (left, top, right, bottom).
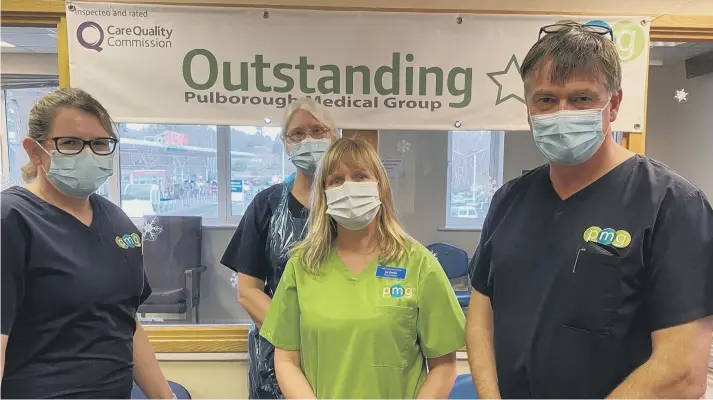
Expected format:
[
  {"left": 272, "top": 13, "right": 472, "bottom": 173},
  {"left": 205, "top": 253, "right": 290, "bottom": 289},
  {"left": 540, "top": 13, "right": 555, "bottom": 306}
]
[{"left": 466, "top": 24, "right": 713, "bottom": 399}]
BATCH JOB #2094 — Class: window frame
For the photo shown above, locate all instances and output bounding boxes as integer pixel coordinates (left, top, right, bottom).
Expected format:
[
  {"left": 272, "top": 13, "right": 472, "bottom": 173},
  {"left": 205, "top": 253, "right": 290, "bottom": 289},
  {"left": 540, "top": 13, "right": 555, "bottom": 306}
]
[
  {"left": 112, "top": 124, "right": 229, "bottom": 226},
  {"left": 444, "top": 130, "right": 504, "bottom": 231},
  {"left": 0, "top": 90, "right": 9, "bottom": 181},
  {"left": 107, "top": 124, "right": 294, "bottom": 227},
  {"left": 1, "top": 116, "right": 290, "bottom": 227}
]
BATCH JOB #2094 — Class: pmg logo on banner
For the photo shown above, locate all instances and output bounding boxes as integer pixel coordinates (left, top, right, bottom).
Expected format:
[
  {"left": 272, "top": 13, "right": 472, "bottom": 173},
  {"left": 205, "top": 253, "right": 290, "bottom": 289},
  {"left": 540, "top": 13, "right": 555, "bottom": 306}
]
[
  {"left": 556, "top": 19, "right": 647, "bottom": 62},
  {"left": 76, "top": 20, "right": 173, "bottom": 52}
]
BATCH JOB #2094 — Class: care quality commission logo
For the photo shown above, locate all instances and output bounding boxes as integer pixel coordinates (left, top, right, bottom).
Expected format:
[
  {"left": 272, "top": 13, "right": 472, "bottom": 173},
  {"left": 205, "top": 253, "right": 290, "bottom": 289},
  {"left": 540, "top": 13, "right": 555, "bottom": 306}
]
[
  {"left": 76, "top": 20, "right": 174, "bottom": 52},
  {"left": 77, "top": 21, "right": 105, "bottom": 52}
]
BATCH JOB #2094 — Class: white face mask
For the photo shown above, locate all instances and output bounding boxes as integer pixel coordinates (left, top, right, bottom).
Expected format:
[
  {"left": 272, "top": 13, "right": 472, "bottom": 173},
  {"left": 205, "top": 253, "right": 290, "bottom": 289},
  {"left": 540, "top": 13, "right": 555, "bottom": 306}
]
[{"left": 325, "top": 181, "right": 381, "bottom": 231}]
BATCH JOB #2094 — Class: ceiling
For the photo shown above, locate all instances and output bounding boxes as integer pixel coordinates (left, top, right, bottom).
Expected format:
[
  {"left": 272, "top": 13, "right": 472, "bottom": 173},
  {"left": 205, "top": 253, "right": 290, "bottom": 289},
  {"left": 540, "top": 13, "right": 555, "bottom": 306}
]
[
  {"left": 1, "top": 27, "right": 57, "bottom": 54},
  {"left": 649, "top": 41, "right": 713, "bottom": 66}
]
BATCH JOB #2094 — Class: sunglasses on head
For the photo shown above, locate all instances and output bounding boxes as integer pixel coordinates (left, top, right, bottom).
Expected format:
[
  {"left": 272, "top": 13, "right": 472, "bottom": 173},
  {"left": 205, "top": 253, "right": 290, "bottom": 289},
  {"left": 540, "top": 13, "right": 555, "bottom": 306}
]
[{"left": 538, "top": 23, "right": 614, "bottom": 41}]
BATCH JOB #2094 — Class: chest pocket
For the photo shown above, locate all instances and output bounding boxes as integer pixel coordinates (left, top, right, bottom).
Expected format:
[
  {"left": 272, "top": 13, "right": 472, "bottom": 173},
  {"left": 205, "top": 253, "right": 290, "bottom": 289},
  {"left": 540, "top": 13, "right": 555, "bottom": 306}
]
[
  {"left": 103, "top": 234, "right": 145, "bottom": 306},
  {"left": 372, "top": 305, "right": 416, "bottom": 368},
  {"left": 562, "top": 250, "right": 624, "bottom": 334}
]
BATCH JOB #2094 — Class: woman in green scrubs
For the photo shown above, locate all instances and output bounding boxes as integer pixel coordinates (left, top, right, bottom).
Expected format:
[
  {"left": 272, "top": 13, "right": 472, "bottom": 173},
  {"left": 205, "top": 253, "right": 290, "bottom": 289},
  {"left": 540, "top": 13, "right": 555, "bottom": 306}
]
[{"left": 260, "top": 137, "right": 465, "bottom": 399}]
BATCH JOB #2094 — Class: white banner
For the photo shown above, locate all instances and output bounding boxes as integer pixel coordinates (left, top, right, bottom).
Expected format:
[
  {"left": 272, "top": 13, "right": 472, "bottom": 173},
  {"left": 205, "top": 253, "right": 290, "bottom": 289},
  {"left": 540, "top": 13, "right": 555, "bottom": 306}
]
[{"left": 67, "top": 2, "right": 650, "bottom": 131}]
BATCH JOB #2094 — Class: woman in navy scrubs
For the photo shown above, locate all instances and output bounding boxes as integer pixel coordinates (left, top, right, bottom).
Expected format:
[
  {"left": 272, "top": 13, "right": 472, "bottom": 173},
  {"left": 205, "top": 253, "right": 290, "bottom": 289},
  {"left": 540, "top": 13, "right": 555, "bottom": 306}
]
[
  {"left": 221, "top": 98, "right": 339, "bottom": 398},
  {"left": 1, "top": 88, "right": 172, "bottom": 399}
]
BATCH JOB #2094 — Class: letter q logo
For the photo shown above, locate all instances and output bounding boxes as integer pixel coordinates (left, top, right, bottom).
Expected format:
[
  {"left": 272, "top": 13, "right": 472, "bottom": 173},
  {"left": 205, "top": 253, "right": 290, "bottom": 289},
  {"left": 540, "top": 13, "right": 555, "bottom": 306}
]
[{"left": 77, "top": 21, "right": 104, "bottom": 52}]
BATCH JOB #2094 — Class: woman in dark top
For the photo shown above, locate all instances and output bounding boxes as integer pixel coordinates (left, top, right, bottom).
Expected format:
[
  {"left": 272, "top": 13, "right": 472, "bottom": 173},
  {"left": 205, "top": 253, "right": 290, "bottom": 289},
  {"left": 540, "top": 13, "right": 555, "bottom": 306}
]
[
  {"left": 221, "top": 98, "right": 338, "bottom": 399},
  {"left": 1, "top": 88, "right": 172, "bottom": 399}
]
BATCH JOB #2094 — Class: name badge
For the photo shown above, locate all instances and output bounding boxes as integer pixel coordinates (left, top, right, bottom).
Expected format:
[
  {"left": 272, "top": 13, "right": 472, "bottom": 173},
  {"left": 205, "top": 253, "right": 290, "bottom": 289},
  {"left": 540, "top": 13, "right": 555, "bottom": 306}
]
[{"left": 375, "top": 266, "right": 407, "bottom": 280}]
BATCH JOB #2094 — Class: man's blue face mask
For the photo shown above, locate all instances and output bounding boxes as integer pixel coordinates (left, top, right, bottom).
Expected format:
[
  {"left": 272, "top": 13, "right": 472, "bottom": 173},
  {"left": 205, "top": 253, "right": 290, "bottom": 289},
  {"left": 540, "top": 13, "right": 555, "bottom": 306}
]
[{"left": 530, "top": 100, "right": 611, "bottom": 166}]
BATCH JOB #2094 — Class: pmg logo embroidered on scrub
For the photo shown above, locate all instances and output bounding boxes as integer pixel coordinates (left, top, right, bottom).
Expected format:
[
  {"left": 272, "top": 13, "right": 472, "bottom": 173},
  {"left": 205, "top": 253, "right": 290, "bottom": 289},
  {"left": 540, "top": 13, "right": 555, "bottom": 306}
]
[
  {"left": 583, "top": 226, "right": 631, "bottom": 248},
  {"left": 115, "top": 233, "right": 142, "bottom": 249},
  {"left": 382, "top": 284, "right": 415, "bottom": 299}
]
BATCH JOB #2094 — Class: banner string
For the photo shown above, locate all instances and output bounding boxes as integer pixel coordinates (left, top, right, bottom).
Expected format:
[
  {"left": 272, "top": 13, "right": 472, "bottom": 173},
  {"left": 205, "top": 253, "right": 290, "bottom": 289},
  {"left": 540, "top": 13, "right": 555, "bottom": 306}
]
[{"left": 648, "top": 0, "right": 695, "bottom": 24}]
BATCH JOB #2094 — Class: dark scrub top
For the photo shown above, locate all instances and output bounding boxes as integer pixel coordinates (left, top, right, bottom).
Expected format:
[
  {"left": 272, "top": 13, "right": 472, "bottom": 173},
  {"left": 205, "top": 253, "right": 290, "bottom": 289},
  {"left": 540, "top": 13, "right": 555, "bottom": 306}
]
[
  {"left": 471, "top": 155, "right": 713, "bottom": 399},
  {"left": 221, "top": 183, "right": 307, "bottom": 295},
  {"left": 1, "top": 186, "right": 152, "bottom": 399}
]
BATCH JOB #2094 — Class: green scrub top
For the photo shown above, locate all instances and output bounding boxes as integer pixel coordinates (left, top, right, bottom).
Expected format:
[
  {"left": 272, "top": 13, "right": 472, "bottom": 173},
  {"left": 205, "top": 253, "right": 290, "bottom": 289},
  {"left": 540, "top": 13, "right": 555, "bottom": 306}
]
[{"left": 260, "top": 241, "right": 466, "bottom": 399}]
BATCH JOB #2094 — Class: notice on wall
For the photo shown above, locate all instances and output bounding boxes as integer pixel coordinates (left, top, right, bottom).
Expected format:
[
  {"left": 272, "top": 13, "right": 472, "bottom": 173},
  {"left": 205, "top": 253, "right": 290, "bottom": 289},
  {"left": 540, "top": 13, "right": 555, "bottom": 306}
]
[
  {"left": 382, "top": 158, "right": 404, "bottom": 181},
  {"left": 67, "top": 2, "right": 650, "bottom": 131}
]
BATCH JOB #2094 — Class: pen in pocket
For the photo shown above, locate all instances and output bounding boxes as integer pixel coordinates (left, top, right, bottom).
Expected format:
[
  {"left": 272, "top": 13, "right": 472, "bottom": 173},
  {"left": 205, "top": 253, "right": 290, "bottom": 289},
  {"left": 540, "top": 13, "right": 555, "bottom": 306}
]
[{"left": 572, "top": 248, "right": 584, "bottom": 273}]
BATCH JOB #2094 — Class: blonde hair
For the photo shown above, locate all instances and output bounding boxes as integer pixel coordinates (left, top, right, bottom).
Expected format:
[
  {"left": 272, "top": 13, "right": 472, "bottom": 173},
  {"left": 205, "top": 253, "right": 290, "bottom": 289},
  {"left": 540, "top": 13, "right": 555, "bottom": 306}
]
[
  {"left": 280, "top": 97, "right": 338, "bottom": 138},
  {"left": 20, "top": 88, "right": 117, "bottom": 182},
  {"left": 292, "top": 137, "right": 414, "bottom": 274}
]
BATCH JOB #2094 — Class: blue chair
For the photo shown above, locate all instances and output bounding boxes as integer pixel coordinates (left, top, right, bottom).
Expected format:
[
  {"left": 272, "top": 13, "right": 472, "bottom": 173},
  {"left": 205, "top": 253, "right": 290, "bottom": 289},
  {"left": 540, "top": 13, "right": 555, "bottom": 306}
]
[
  {"left": 427, "top": 242, "right": 471, "bottom": 308},
  {"left": 449, "top": 374, "right": 478, "bottom": 399},
  {"left": 132, "top": 381, "right": 191, "bottom": 399}
]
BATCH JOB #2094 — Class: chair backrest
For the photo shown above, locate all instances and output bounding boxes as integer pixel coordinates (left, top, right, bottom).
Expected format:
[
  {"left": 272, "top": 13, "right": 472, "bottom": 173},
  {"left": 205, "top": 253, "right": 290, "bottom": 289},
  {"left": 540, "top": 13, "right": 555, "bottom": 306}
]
[
  {"left": 427, "top": 242, "right": 469, "bottom": 280},
  {"left": 142, "top": 216, "right": 202, "bottom": 292},
  {"left": 449, "top": 374, "right": 478, "bottom": 399},
  {"left": 169, "top": 381, "right": 192, "bottom": 399},
  {"left": 131, "top": 381, "right": 192, "bottom": 399}
]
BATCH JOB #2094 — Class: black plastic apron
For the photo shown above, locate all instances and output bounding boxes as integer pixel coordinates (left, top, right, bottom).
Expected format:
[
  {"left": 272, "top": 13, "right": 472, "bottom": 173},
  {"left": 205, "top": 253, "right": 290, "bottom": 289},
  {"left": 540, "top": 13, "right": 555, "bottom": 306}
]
[{"left": 247, "top": 182, "right": 307, "bottom": 399}]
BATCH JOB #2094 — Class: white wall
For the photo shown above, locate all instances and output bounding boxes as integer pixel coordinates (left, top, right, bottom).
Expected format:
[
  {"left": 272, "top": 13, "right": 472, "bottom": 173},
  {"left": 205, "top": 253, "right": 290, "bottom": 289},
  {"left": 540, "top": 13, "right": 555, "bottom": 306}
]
[
  {"left": 198, "top": 130, "right": 544, "bottom": 324},
  {"left": 378, "top": 130, "right": 544, "bottom": 251},
  {"left": 0, "top": 53, "right": 58, "bottom": 75},
  {"left": 646, "top": 64, "right": 713, "bottom": 198}
]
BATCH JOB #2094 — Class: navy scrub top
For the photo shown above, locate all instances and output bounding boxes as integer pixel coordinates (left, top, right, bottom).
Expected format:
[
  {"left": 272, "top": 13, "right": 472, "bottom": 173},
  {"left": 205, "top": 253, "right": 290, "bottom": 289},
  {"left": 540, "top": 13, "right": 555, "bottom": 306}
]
[
  {"left": 471, "top": 155, "right": 713, "bottom": 399},
  {"left": 1, "top": 186, "right": 152, "bottom": 399},
  {"left": 220, "top": 183, "right": 307, "bottom": 296}
]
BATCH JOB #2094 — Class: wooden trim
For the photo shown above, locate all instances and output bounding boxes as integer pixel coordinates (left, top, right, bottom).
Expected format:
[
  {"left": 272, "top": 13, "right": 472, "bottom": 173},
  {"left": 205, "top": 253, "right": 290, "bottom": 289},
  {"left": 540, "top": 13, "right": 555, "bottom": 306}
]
[
  {"left": 1, "top": 0, "right": 65, "bottom": 15},
  {"left": 650, "top": 15, "right": 713, "bottom": 41},
  {"left": 0, "top": 17, "right": 60, "bottom": 25},
  {"left": 622, "top": 23, "right": 653, "bottom": 155},
  {"left": 33, "top": 1, "right": 713, "bottom": 19},
  {"left": 625, "top": 132, "right": 646, "bottom": 154},
  {"left": 144, "top": 324, "right": 249, "bottom": 353},
  {"left": 57, "top": 17, "right": 71, "bottom": 88}
]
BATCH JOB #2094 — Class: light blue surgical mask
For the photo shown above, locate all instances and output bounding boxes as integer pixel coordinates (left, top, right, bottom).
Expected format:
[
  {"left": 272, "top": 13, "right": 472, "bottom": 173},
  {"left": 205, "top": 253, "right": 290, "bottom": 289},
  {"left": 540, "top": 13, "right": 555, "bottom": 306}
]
[
  {"left": 530, "top": 101, "right": 610, "bottom": 166},
  {"left": 39, "top": 144, "right": 114, "bottom": 198},
  {"left": 288, "top": 138, "right": 330, "bottom": 175}
]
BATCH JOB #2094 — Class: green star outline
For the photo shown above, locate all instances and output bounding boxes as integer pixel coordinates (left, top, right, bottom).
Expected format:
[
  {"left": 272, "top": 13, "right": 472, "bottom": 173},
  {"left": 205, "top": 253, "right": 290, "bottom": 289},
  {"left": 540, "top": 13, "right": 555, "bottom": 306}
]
[{"left": 486, "top": 54, "right": 526, "bottom": 106}]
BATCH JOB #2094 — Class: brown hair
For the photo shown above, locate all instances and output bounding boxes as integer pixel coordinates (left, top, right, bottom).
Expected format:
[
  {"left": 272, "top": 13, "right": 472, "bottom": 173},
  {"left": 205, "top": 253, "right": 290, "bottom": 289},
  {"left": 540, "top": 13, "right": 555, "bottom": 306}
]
[
  {"left": 521, "top": 24, "right": 622, "bottom": 95},
  {"left": 21, "top": 88, "right": 116, "bottom": 182}
]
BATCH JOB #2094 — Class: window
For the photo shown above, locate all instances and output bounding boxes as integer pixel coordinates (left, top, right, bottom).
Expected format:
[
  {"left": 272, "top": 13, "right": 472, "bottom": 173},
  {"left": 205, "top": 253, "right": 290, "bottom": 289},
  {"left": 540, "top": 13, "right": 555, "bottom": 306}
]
[
  {"left": 446, "top": 130, "right": 504, "bottom": 230},
  {"left": 117, "top": 124, "right": 218, "bottom": 219},
  {"left": 3, "top": 86, "right": 58, "bottom": 188},
  {"left": 229, "top": 126, "right": 294, "bottom": 216}
]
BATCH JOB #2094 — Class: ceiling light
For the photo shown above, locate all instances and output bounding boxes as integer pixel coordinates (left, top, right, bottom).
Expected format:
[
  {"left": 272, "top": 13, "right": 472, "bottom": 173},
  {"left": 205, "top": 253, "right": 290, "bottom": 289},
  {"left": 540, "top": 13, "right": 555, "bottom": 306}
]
[{"left": 0, "top": 41, "right": 16, "bottom": 47}]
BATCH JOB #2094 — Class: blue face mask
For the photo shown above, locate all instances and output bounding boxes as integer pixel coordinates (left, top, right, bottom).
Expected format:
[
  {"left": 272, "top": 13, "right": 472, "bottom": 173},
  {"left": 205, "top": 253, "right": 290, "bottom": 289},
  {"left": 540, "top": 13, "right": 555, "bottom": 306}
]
[
  {"left": 288, "top": 138, "right": 330, "bottom": 175},
  {"left": 39, "top": 144, "right": 114, "bottom": 198},
  {"left": 530, "top": 102, "right": 610, "bottom": 166}
]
